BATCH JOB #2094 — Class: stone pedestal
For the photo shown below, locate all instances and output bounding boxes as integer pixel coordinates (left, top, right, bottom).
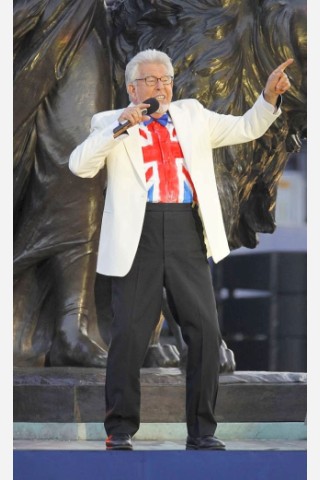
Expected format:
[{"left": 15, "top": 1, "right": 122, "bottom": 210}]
[{"left": 13, "top": 367, "right": 307, "bottom": 423}]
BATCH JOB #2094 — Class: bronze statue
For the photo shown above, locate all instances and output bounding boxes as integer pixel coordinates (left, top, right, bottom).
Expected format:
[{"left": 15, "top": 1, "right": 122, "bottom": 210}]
[
  {"left": 13, "top": 0, "right": 111, "bottom": 366},
  {"left": 13, "top": 0, "right": 306, "bottom": 369}
]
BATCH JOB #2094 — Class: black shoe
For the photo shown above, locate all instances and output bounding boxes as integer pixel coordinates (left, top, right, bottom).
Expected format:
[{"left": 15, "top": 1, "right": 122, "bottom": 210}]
[
  {"left": 105, "top": 434, "right": 133, "bottom": 451},
  {"left": 186, "top": 435, "right": 226, "bottom": 450}
]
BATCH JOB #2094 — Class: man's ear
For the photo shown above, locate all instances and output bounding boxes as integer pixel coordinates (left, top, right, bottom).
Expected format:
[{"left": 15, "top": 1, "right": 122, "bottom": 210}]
[{"left": 127, "top": 83, "right": 136, "bottom": 102}]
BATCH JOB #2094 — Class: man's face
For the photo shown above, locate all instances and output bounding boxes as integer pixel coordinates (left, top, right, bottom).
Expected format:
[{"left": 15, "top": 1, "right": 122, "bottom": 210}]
[{"left": 127, "top": 62, "right": 173, "bottom": 116}]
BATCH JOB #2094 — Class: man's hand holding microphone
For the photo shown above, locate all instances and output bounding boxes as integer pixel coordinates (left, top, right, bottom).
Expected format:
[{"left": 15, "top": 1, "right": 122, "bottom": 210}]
[{"left": 113, "top": 97, "right": 159, "bottom": 138}]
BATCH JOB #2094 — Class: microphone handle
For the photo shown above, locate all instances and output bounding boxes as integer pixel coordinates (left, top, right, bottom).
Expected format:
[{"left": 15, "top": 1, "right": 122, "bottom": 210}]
[{"left": 113, "top": 108, "right": 148, "bottom": 138}]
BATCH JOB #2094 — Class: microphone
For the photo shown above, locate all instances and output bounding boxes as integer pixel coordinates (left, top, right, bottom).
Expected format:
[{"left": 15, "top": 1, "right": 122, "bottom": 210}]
[{"left": 113, "top": 97, "right": 160, "bottom": 138}]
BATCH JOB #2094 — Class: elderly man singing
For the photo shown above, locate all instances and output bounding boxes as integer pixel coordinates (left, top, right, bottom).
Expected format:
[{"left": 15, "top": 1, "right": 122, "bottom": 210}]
[{"left": 69, "top": 49, "right": 292, "bottom": 451}]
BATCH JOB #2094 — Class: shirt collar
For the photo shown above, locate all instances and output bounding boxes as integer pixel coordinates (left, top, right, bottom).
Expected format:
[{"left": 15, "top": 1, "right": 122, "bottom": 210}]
[{"left": 144, "top": 112, "right": 171, "bottom": 127}]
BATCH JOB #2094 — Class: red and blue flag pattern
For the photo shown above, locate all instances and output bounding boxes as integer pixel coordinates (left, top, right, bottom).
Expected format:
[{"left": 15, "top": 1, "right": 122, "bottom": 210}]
[{"left": 140, "top": 119, "right": 197, "bottom": 203}]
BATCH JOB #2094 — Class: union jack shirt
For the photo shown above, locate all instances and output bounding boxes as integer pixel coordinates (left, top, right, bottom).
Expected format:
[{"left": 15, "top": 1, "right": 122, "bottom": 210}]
[{"left": 139, "top": 116, "right": 198, "bottom": 203}]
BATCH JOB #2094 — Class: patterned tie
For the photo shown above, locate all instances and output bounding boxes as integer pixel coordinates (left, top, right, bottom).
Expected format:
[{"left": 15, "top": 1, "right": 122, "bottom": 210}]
[{"left": 144, "top": 112, "right": 169, "bottom": 127}]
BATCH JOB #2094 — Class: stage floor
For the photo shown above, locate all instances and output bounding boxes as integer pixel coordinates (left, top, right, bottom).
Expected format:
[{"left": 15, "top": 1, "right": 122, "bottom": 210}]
[
  {"left": 13, "top": 420, "right": 307, "bottom": 480},
  {"left": 13, "top": 438, "right": 307, "bottom": 480},
  {"left": 14, "top": 437, "right": 306, "bottom": 451}
]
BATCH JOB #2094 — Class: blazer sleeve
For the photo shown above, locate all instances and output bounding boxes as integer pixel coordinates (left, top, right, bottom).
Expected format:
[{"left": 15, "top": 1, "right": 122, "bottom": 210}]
[
  {"left": 201, "top": 93, "right": 282, "bottom": 149},
  {"left": 68, "top": 111, "right": 125, "bottom": 178}
]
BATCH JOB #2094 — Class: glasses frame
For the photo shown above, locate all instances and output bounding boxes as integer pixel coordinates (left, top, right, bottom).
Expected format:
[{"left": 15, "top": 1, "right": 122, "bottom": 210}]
[{"left": 133, "top": 75, "right": 174, "bottom": 86}]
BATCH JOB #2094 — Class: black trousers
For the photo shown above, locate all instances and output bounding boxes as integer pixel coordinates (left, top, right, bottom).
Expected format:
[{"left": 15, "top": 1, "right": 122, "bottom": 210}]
[{"left": 104, "top": 203, "right": 221, "bottom": 438}]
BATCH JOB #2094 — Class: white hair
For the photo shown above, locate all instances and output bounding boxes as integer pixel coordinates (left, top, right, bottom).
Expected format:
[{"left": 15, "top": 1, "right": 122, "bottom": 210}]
[{"left": 125, "top": 49, "right": 174, "bottom": 85}]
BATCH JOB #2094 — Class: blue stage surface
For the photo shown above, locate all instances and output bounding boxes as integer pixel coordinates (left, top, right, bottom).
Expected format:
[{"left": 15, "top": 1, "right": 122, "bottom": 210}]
[{"left": 14, "top": 449, "right": 306, "bottom": 480}]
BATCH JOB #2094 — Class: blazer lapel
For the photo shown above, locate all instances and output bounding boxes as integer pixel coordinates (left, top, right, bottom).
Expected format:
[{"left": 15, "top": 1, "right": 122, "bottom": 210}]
[{"left": 122, "top": 125, "right": 147, "bottom": 188}]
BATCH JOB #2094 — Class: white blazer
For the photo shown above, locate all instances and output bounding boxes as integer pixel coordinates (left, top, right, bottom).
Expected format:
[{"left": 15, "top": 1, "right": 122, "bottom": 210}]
[{"left": 69, "top": 95, "right": 281, "bottom": 276}]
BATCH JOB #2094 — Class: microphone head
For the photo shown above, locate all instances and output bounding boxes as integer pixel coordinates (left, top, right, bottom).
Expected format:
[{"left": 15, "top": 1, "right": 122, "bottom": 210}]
[{"left": 144, "top": 97, "right": 160, "bottom": 115}]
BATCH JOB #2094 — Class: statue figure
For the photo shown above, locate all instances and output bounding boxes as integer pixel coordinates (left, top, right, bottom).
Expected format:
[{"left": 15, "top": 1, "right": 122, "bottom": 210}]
[
  {"left": 13, "top": 0, "right": 306, "bottom": 369},
  {"left": 13, "top": 0, "right": 111, "bottom": 366}
]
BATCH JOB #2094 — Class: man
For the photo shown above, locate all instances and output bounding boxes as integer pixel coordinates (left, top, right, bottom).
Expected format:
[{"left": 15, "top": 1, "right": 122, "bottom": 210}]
[{"left": 69, "top": 49, "right": 292, "bottom": 450}]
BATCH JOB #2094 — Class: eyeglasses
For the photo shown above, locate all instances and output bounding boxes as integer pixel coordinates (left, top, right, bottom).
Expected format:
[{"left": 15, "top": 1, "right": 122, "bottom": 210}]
[{"left": 134, "top": 75, "right": 173, "bottom": 86}]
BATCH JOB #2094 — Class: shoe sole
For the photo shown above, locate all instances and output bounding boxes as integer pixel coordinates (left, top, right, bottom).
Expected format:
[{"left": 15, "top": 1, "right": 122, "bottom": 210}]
[
  {"left": 186, "top": 446, "right": 226, "bottom": 451},
  {"left": 106, "top": 446, "right": 133, "bottom": 451}
]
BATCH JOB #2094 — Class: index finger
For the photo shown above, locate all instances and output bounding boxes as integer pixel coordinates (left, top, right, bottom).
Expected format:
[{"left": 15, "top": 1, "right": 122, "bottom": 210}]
[
  {"left": 276, "top": 58, "right": 294, "bottom": 72},
  {"left": 139, "top": 102, "right": 151, "bottom": 110}
]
